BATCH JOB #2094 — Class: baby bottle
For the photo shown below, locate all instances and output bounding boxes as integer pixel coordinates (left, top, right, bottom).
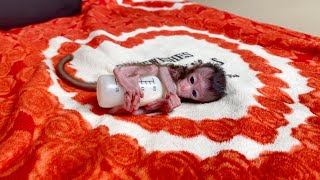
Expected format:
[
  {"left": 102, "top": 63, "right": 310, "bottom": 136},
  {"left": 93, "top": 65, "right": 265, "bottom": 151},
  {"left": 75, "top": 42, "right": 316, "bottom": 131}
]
[{"left": 96, "top": 75, "right": 164, "bottom": 108}]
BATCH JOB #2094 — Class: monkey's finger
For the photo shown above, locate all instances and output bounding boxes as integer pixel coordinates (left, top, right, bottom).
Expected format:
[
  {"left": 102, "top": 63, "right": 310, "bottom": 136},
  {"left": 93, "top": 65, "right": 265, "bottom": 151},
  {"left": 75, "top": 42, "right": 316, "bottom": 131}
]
[
  {"left": 144, "top": 102, "right": 155, "bottom": 109},
  {"left": 139, "top": 89, "right": 144, "bottom": 98},
  {"left": 132, "top": 92, "right": 141, "bottom": 111},
  {"left": 160, "top": 105, "right": 170, "bottom": 113},
  {"left": 163, "top": 100, "right": 174, "bottom": 113},
  {"left": 159, "top": 101, "right": 168, "bottom": 113},
  {"left": 145, "top": 104, "right": 159, "bottom": 111},
  {"left": 171, "top": 99, "right": 180, "bottom": 109},
  {"left": 124, "top": 94, "right": 132, "bottom": 111},
  {"left": 134, "top": 102, "right": 140, "bottom": 112},
  {"left": 124, "top": 95, "right": 128, "bottom": 110},
  {"left": 166, "top": 103, "right": 173, "bottom": 113},
  {"left": 144, "top": 102, "right": 157, "bottom": 110},
  {"left": 129, "top": 99, "right": 136, "bottom": 112},
  {"left": 145, "top": 100, "right": 164, "bottom": 111},
  {"left": 167, "top": 94, "right": 181, "bottom": 108},
  {"left": 164, "top": 105, "right": 173, "bottom": 113}
]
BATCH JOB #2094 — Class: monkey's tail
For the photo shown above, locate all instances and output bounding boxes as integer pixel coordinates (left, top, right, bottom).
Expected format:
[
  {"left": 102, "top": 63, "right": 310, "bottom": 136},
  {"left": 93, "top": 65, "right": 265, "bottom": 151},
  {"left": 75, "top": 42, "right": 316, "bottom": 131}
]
[{"left": 56, "top": 54, "right": 97, "bottom": 91}]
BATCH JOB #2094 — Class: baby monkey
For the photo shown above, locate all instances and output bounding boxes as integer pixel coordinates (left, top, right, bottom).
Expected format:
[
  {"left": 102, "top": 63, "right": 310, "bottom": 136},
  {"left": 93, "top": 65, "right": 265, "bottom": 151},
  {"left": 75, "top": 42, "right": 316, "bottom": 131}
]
[{"left": 56, "top": 54, "right": 227, "bottom": 114}]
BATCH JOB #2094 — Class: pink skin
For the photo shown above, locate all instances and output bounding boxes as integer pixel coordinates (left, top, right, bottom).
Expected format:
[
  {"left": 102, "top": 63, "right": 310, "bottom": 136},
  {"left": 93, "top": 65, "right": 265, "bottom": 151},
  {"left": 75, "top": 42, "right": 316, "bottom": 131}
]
[
  {"left": 144, "top": 66, "right": 181, "bottom": 113},
  {"left": 176, "top": 67, "right": 215, "bottom": 102},
  {"left": 144, "top": 67, "right": 215, "bottom": 112},
  {"left": 110, "top": 65, "right": 214, "bottom": 114},
  {"left": 144, "top": 92, "right": 180, "bottom": 113},
  {"left": 112, "top": 65, "right": 158, "bottom": 113},
  {"left": 111, "top": 65, "right": 181, "bottom": 114}
]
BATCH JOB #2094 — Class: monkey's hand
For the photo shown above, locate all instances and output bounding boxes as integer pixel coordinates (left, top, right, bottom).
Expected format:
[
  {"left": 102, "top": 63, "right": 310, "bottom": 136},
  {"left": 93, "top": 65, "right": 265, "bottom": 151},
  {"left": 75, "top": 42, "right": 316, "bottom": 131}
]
[
  {"left": 144, "top": 100, "right": 163, "bottom": 112},
  {"left": 145, "top": 92, "right": 181, "bottom": 113},
  {"left": 114, "top": 71, "right": 144, "bottom": 112},
  {"left": 122, "top": 75, "right": 144, "bottom": 112},
  {"left": 161, "top": 92, "right": 181, "bottom": 113}
]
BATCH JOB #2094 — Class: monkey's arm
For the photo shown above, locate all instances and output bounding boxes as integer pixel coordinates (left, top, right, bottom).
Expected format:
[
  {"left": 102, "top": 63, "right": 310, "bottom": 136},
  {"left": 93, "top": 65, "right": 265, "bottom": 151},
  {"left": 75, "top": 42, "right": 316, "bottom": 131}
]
[
  {"left": 145, "top": 66, "right": 181, "bottom": 113},
  {"left": 158, "top": 66, "right": 177, "bottom": 94},
  {"left": 113, "top": 65, "right": 159, "bottom": 112}
]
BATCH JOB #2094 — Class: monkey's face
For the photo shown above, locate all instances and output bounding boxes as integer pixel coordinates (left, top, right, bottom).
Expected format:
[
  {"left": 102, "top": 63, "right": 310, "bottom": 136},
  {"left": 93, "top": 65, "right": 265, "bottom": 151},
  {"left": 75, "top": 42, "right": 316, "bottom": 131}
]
[{"left": 176, "top": 67, "right": 214, "bottom": 102}]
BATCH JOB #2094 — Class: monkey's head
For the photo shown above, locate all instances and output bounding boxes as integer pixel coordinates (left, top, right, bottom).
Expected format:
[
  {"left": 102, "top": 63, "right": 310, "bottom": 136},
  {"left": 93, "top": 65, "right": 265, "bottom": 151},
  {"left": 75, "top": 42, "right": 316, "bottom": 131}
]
[{"left": 176, "top": 63, "right": 226, "bottom": 103}]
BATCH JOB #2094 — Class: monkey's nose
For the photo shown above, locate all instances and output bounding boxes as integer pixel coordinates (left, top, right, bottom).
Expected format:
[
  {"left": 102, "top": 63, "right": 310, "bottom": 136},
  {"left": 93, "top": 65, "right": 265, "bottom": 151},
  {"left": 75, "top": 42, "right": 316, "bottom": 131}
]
[{"left": 180, "top": 83, "right": 190, "bottom": 92}]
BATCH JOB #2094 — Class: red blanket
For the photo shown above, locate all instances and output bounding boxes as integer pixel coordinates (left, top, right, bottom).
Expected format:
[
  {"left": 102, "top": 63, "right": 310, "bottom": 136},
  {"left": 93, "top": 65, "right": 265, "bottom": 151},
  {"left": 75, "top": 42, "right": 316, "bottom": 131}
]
[{"left": 1, "top": 0, "right": 319, "bottom": 179}]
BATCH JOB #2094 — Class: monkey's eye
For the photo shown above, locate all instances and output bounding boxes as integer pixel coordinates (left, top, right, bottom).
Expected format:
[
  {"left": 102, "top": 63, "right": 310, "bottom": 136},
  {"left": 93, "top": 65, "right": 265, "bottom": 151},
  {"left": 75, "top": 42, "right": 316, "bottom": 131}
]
[
  {"left": 192, "top": 90, "right": 197, "bottom": 97},
  {"left": 190, "top": 76, "right": 195, "bottom": 84}
]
